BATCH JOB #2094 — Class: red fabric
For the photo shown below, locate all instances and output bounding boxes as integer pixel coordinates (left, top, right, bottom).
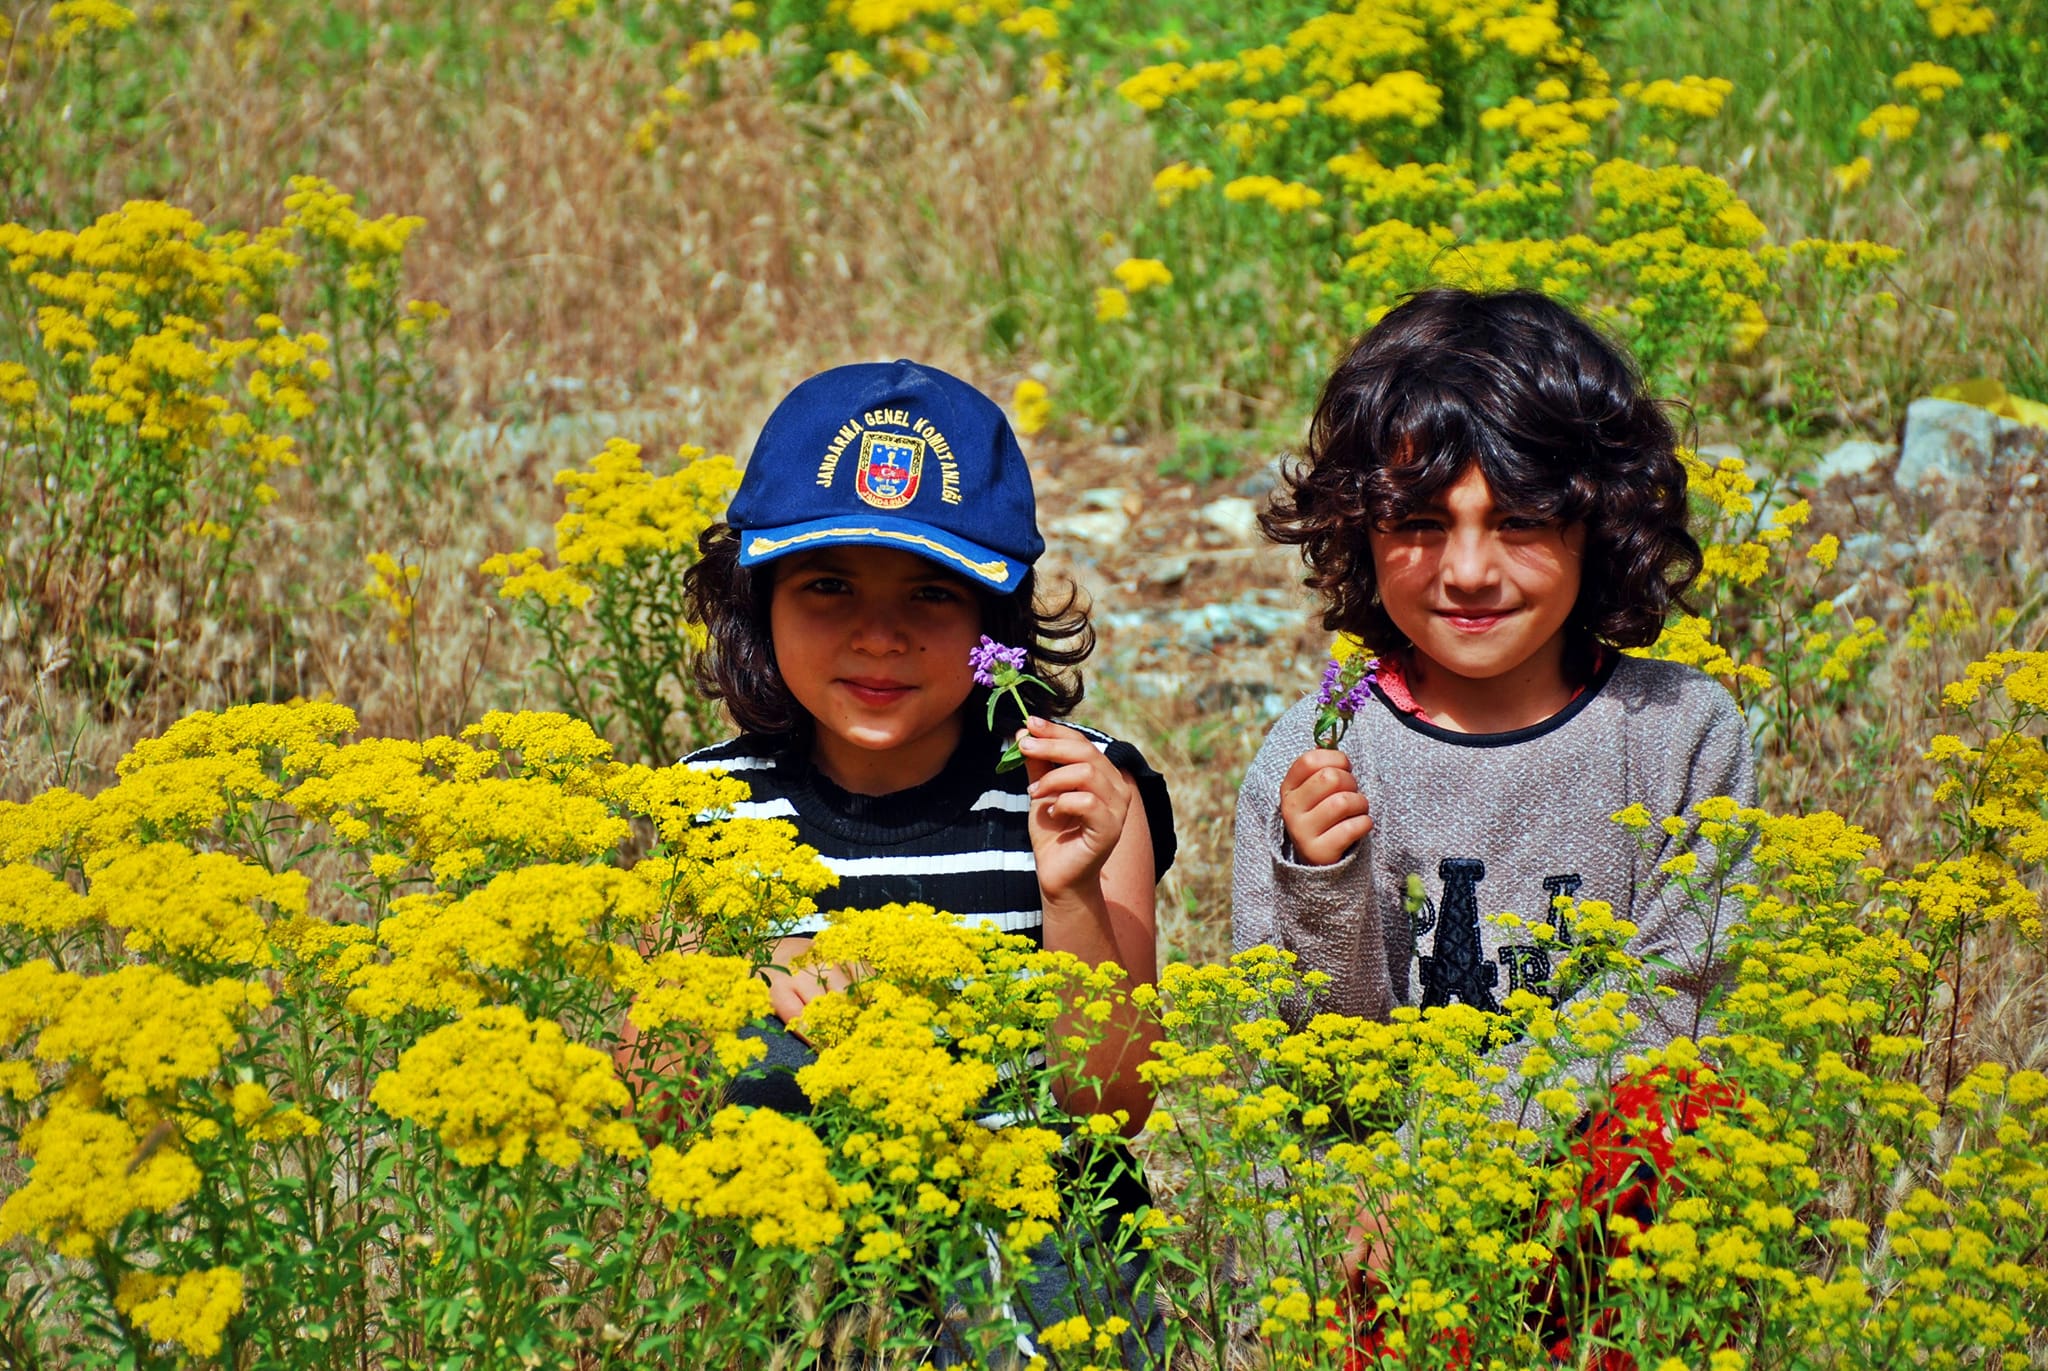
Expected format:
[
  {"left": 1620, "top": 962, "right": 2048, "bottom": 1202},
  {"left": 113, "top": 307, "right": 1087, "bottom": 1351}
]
[
  {"left": 1332, "top": 1066, "right": 1744, "bottom": 1370},
  {"left": 1372, "top": 648, "right": 1610, "bottom": 727}
]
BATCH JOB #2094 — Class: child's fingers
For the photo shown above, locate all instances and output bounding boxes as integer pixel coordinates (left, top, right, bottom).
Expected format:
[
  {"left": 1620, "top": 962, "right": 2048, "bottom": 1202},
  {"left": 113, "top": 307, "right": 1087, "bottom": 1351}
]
[
  {"left": 1028, "top": 768, "right": 1132, "bottom": 845},
  {"left": 1283, "top": 762, "right": 1366, "bottom": 816},
  {"left": 1282, "top": 748, "right": 1356, "bottom": 796},
  {"left": 1303, "top": 788, "right": 1373, "bottom": 835},
  {"left": 1017, "top": 719, "right": 1108, "bottom": 767},
  {"left": 1288, "top": 792, "right": 1374, "bottom": 866},
  {"left": 1027, "top": 758, "right": 1124, "bottom": 800},
  {"left": 1037, "top": 788, "right": 1118, "bottom": 827},
  {"left": 1315, "top": 811, "right": 1375, "bottom": 857}
]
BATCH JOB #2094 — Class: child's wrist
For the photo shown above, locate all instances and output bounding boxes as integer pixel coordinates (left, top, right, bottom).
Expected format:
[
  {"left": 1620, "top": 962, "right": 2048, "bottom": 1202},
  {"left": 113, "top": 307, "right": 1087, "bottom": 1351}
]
[{"left": 1039, "top": 873, "right": 1109, "bottom": 922}]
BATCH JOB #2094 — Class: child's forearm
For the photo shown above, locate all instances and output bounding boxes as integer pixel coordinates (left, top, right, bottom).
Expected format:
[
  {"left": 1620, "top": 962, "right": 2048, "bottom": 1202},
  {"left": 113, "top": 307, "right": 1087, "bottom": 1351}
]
[{"left": 1042, "top": 880, "right": 1160, "bottom": 1132}]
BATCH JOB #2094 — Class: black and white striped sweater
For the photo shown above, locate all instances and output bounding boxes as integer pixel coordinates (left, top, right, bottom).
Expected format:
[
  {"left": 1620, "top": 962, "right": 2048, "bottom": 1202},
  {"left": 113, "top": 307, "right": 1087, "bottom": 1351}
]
[{"left": 683, "top": 721, "right": 1177, "bottom": 940}]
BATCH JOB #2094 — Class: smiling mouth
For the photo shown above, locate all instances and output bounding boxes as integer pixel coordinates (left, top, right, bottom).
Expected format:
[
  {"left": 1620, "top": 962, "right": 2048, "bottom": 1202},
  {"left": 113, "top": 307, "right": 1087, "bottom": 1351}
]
[
  {"left": 839, "top": 678, "right": 915, "bottom": 703},
  {"left": 1437, "top": 609, "right": 1516, "bottom": 631}
]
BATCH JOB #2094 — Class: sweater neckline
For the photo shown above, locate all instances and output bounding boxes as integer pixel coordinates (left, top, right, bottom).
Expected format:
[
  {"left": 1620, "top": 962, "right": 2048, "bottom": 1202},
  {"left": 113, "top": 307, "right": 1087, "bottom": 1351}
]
[
  {"left": 778, "top": 726, "right": 998, "bottom": 843},
  {"left": 1366, "top": 649, "right": 1620, "bottom": 749}
]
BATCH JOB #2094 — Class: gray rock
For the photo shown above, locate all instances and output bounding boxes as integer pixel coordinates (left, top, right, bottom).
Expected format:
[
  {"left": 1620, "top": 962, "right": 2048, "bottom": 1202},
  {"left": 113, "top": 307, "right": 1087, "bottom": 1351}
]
[
  {"left": 1102, "top": 599, "right": 1301, "bottom": 653},
  {"left": 1813, "top": 439, "right": 1892, "bottom": 484},
  {"left": 1237, "top": 459, "right": 1286, "bottom": 500},
  {"left": 1117, "top": 669, "right": 1190, "bottom": 699},
  {"left": 444, "top": 407, "right": 677, "bottom": 468},
  {"left": 1197, "top": 496, "right": 1261, "bottom": 545},
  {"left": 1698, "top": 442, "right": 1744, "bottom": 465},
  {"left": 1139, "top": 555, "right": 1191, "bottom": 588},
  {"left": 1896, "top": 397, "right": 2048, "bottom": 488},
  {"left": 1079, "top": 487, "right": 1132, "bottom": 512},
  {"left": 1049, "top": 509, "right": 1130, "bottom": 547},
  {"left": 1192, "top": 679, "right": 1287, "bottom": 720}
]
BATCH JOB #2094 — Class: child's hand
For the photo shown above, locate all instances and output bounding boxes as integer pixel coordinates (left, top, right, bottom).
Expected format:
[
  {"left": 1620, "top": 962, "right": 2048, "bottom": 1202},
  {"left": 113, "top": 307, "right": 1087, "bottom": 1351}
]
[
  {"left": 1019, "top": 716, "right": 1133, "bottom": 899},
  {"left": 1280, "top": 749, "right": 1374, "bottom": 866}
]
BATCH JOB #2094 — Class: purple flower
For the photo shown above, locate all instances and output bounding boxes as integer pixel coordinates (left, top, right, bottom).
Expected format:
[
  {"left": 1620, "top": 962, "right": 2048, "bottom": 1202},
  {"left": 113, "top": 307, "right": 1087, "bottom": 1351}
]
[
  {"left": 970, "top": 634, "right": 1030, "bottom": 688},
  {"left": 1314, "top": 659, "right": 1345, "bottom": 708},
  {"left": 1313, "top": 652, "right": 1379, "bottom": 749},
  {"left": 972, "top": 637, "right": 1048, "bottom": 772}
]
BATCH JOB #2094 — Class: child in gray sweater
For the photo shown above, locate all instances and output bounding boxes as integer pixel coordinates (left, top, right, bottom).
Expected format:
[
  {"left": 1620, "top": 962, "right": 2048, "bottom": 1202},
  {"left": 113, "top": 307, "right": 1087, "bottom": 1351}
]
[{"left": 1234, "top": 286, "right": 1756, "bottom": 1051}]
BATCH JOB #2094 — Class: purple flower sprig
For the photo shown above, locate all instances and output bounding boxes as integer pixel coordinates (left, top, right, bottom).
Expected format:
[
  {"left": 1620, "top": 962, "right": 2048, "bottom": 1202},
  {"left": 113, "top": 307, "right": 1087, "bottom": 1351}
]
[
  {"left": 971, "top": 635, "right": 1050, "bottom": 772},
  {"left": 1313, "top": 652, "right": 1379, "bottom": 749}
]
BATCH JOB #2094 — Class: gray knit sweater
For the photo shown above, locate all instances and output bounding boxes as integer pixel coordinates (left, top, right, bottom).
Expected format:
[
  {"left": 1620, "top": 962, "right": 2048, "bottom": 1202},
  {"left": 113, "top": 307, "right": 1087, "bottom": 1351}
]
[{"left": 1232, "top": 654, "right": 1755, "bottom": 1043}]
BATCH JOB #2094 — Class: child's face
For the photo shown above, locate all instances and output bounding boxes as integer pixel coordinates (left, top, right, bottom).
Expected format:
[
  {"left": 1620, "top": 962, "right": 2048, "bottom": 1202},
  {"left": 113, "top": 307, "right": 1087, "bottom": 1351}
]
[
  {"left": 769, "top": 545, "right": 983, "bottom": 791},
  {"left": 1367, "top": 464, "right": 1586, "bottom": 688}
]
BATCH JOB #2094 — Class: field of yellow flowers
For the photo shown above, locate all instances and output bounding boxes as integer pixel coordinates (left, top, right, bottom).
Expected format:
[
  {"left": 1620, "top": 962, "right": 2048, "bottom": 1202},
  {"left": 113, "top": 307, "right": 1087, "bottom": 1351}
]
[{"left": 4, "top": 0, "right": 2047, "bottom": 1366}]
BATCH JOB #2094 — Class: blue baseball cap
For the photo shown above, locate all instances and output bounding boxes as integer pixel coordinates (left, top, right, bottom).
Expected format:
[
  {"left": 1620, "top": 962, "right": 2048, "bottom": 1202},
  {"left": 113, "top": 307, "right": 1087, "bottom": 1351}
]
[{"left": 727, "top": 359, "right": 1044, "bottom": 592}]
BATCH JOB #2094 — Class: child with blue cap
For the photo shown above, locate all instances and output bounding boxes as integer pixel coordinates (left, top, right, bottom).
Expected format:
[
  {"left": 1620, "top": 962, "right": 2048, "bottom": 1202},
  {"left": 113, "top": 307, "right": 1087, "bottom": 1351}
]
[{"left": 680, "top": 358, "right": 1174, "bottom": 1362}]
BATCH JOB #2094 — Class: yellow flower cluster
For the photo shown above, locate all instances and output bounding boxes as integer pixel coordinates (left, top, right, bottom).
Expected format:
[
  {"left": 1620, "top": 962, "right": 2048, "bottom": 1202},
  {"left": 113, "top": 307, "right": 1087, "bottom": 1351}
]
[
  {"left": 2, "top": 200, "right": 318, "bottom": 476},
  {"left": 1, "top": 180, "right": 438, "bottom": 659},
  {"left": 1634, "top": 614, "right": 1774, "bottom": 692},
  {"left": 285, "top": 734, "right": 630, "bottom": 885},
  {"left": 5, "top": 659, "right": 2045, "bottom": 1361},
  {"left": 363, "top": 551, "right": 421, "bottom": 644},
  {"left": 1223, "top": 174, "right": 1325, "bottom": 213},
  {"left": 480, "top": 441, "right": 735, "bottom": 757},
  {"left": 1111, "top": 256, "right": 1173, "bottom": 293},
  {"left": 370, "top": 1005, "right": 642, "bottom": 1167},
  {"left": 0, "top": 1094, "right": 204, "bottom": 1257},
  {"left": 281, "top": 174, "right": 427, "bottom": 287},
  {"left": 791, "top": 905, "right": 1074, "bottom": 1252},
  {"left": 1099, "top": 0, "right": 1890, "bottom": 369},
  {"left": 1009, "top": 377, "right": 1050, "bottom": 435},
  {"left": 347, "top": 864, "right": 658, "bottom": 1019},
  {"left": 1893, "top": 60, "right": 1965, "bottom": 101},
  {"left": 1622, "top": 74, "right": 1735, "bottom": 119},
  {"left": 1150, "top": 161, "right": 1215, "bottom": 206},
  {"left": 1918, "top": 0, "right": 1997, "bottom": 39},
  {"left": 621, "top": 950, "right": 770, "bottom": 1072},
  {"left": 0, "top": 956, "right": 273, "bottom": 1257},
  {"left": 86, "top": 843, "right": 308, "bottom": 968},
  {"left": 555, "top": 439, "right": 737, "bottom": 573},
  {"left": 44, "top": 0, "right": 135, "bottom": 48},
  {"left": 1857, "top": 102, "right": 1921, "bottom": 141},
  {"left": 648, "top": 1106, "right": 847, "bottom": 1250},
  {"left": 115, "top": 1267, "right": 246, "bottom": 1358}
]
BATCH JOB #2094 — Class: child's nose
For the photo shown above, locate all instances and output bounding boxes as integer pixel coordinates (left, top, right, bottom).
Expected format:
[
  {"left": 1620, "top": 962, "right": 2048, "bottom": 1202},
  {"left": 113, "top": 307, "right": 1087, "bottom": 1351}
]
[
  {"left": 849, "top": 603, "right": 910, "bottom": 653},
  {"left": 1440, "top": 529, "right": 1501, "bottom": 589}
]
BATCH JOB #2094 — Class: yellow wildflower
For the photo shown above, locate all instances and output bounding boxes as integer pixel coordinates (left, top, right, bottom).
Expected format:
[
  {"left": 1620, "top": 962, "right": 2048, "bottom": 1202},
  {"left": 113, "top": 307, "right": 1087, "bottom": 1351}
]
[
  {"left": 86, "top": 844, "right": 306, "bottom": 967},
  {"left": 0, "top": 864, "right": 92, "bottom": 937},
  {"left": 1892, "top": 61, "right": 1965, "bottom": 102},
  {"left": 1857, "top": 103, "right": 1921, "bottom": 141},
  {"left": 1151, "top": 162, "right": 1214, "bottom": 206},
  {"left": 1010, "top": 378, "right": 1051, "bottom": 436},
  {"left": 370, "top": 1006, "right": 641, "bottom": 1168},
  {"left": 648, "top": 1107, "right": 845, "bottom": 1250},
  {"left": 1111, "top": 257, "right": 1173, "bottom": 294},
  {"left": 1831, "top": 156, "right": 1874, "bottom": 193},
  {"left": 116, "top": 1268, "right": 245, "bottom": 1357},
  {"left": 0, "top": 1097, "right": 202, "bottom": 1256},
  {"left": 34, "top": 965, "right": 264, "bottom": 1100}
]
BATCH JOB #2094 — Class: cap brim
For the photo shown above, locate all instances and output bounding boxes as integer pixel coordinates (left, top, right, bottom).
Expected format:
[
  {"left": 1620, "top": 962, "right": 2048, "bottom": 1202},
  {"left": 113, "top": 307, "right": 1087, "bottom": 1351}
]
[{"left": 736, "top": 516, "right": 1026, "bottom": 591}]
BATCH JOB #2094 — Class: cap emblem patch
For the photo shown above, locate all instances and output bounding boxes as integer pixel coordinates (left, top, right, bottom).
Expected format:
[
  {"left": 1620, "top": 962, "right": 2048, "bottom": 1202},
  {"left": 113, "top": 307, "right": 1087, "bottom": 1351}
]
[{"left": 855, "top": 432, "right": 925, "bottom": 509}]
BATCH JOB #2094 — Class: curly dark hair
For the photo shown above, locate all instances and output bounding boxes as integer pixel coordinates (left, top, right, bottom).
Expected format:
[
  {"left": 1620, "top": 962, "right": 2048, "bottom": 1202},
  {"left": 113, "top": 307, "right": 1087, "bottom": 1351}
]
[
  {"left": 1261, "top": 287, "right": 1701, "bottom": 656},
  {"left": 683, "top": 523, "right": 1093, "bottom": 739}
]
